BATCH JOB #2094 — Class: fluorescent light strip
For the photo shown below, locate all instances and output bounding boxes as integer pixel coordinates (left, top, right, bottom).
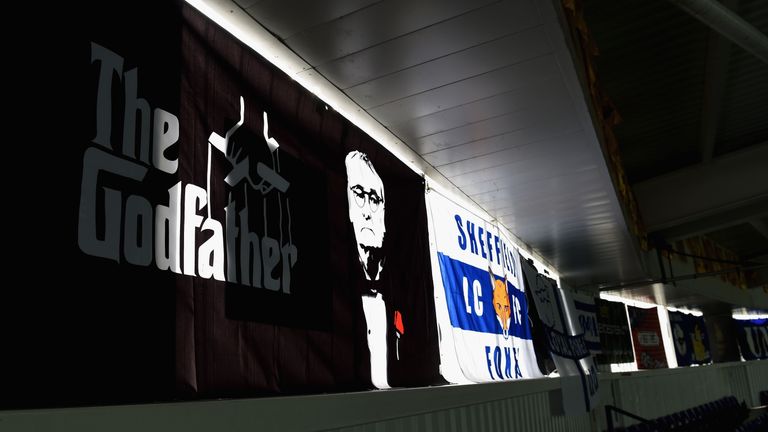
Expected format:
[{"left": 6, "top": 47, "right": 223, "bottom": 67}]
[
  {"left": 732, "top": 313, "right": 768, "bottom": 320},
  {"left": 610, "top": 362, "right": 637, "bottom": 372},
  {"left": 599, "top": 293, "right": 656, "bottom": 309},
  {"left": 185, "top": 0, "right": 559, "bottom": 278},
  {"left": 666, "top": 306, "right": 703, "bottom": 317}
]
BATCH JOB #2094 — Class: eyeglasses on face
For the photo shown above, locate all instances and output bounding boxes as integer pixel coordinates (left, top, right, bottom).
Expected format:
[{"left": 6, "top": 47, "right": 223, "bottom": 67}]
[{"left": 349, "top": 185, "right": 383, "bottom": 213}]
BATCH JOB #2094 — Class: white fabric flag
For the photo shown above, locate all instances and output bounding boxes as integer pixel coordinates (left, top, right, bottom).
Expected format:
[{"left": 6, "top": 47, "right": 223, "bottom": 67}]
[{"left": 427, "top": 190, "right": 542, "bottom": 383}]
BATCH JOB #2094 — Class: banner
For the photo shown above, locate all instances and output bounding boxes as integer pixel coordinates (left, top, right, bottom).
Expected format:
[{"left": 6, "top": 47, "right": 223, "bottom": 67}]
[
  {"left": 174, "top": 4, "right": 444, "bottom": 393},
  {"left": 628, "top": 306, "right": 668, "bottom": 369},
  {"left": 6, "top": 0, "right": 187, "bottom": 408},
  {"left": 426, "top": 191, "right": 542, "bottom": 383},
  {"left": 735, "top": 318, "right": 768, "bottom": 360},
  {"left": 572, "top": 292, "right": 601, "bottom": 355},
  {"left": 595, "top": 300, "right": 634, "bottom": 365},
  {"left": 520, "top": 259, "right": 599, "bottom": 414},
  {"left": 522, "top": 272, "right": 557, "bottom": 376},
  {"left": 704, "top": 312, "right": 742, "bottom": 362},
  {"left": 27, "top": 1, "right": 445, "bottom": 408},
  {"left": 668, "top": 311, "right": 711, "bottom": 366}
]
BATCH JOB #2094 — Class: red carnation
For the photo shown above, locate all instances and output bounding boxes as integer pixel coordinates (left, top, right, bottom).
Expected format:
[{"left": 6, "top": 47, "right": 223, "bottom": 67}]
[{"left": 394, "top": 310, "right": 404, "bottom": 336}]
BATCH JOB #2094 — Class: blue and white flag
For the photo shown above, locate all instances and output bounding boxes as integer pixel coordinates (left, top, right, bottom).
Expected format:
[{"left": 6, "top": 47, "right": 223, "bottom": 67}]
[
  {"left": 427, "top": 191, "right": 542, "bottom": 383},
  {"left": 572, "top": 292, "right": 601, "bottom": 355}
]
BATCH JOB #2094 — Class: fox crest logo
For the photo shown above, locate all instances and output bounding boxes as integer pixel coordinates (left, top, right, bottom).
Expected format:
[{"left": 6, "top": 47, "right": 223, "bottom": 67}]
[{"left": 490, "top": 270, "right": 511, "bottom": 339}]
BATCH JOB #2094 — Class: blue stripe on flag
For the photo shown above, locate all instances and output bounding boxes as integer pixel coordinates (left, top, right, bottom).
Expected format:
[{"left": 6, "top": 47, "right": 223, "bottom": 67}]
[{"left": 437, "top": 253, "right": 532, "bottom": 340}]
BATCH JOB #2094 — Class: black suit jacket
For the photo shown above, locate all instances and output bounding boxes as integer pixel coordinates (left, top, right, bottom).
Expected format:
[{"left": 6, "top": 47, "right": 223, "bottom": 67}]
[{"left": 349, "top": 256, "right": 444, "bottom": 389}]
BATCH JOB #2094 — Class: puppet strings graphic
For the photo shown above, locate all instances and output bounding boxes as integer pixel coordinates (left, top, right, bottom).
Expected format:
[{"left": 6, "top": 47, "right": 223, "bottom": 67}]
[
  {"left": 207, "top": 96, "right": 293, "bottom": 250},
  {"left": 80, "top": 46, "right": 299, "bottom": 292}
]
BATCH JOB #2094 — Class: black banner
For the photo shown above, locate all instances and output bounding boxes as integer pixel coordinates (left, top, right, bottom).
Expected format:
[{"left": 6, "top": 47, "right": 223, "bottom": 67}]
[
  {"left": 4, "top": 0, "right": 441, "bottom": 408},
  {"left": 175, "top": 4, "right": 442, "bottom": 395},
  {"left": 3, "top": 0, "right": 187, "bottom": 409},
  {"left": 521, "top": 258, "right": 556, "bottom": 375},
  {"left": 702, "top": 310, "right": 742, "bottom": 363},
  {"left": 595, "top": 299, "right": 634, "bottom": 365}
]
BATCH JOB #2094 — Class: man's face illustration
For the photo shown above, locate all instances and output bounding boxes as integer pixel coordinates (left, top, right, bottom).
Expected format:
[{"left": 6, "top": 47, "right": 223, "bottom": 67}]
[{"left": 346, "top": 152, "right": 385, "bottom": 249}]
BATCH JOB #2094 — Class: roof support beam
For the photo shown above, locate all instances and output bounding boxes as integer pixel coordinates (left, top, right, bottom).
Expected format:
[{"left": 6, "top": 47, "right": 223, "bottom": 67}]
[
  {"left": 634, "top": 143, "right": 768, "bottom": 232},
  {"left": 699, "top": 0, "right": 737, "bottom": 163},
  {"left": 652, "top": 200, "right": 768, "bottom": 241},
  {"left": 751, "top": 218, "right": 768, "bottom": 241},
  {"left": 667, "top": 0, "right": 768, "bottom": 64}
]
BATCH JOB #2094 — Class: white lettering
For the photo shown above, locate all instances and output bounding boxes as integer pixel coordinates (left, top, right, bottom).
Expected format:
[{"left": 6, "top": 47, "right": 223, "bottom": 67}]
[
  {"left": 183, "top": 184, "right": 207, "bottom": 276},
  {"left": 152, "top": 108, "right": 179, "bottom": 174},
  {"left": 155, "top": 182, "right": 182, "bottom": 274},
  {"left": 463, "top": 277, "right": 472, "bottom": 314},
  {"left": 473, "top": 279, "right": 483, "bottom": 317},
  {"left": 198, "top": 218, "right": 225, "bottom": 281},
  {"left": 80, "top": 43, "right": 299, "bottom": 294}
]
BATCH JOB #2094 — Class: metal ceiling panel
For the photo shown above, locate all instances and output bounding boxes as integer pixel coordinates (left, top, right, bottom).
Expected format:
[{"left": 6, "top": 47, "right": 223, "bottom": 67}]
[
  {"left": 500, "top": 219, "right": 617, "bottom": 238},
  {"left": 389, "top": 78, "right": 569, "bottom": 141},
  {"left": 473, "top": 193, "right": 613, "bottom": 231},
  {"left": 281, "top": 0, "right": 497, "bottom": 66},
  {"left": 420, "top": 121, "right": 581, "bottom": 167},
  {"left": 344, "top": 27, "right": 552, "bottom": 108},
  {"left": 501, "top": 225, "right": 617, "bottom": 245},
  {"left": 460, "top": 167, "right": 605, "bottom": 203},
  {"left": 468, "top": 169, "right": 606, "bottom": 207},
  {"left": 520, "top": 227, "right": 622, "bottom": 251},
  {"left": 239, "top": 0, "right": 380, "bottom": 39},
  {"left": 316, "top": 0, "right": 542, "bottom": 89},
  {"left": 435, "top": 131, "right": 593, "bottom": 179},
  {"left": 416, "top": 105, "right": 580, "bottom": 159},
  {"left": 477, "top": 191, "right": 611, "bottom": 223},
  {"left": 500, "top": 215, "right": 618, "bottom": 236},
  {"left": 441, "top": 156, "right": 596, "bottom": 192},
  {"left": 434, "top": 141, "right": 592, "bottom": 180},
  {"left": 449, "top": 156, "right": 594, "bottom": 190},
  {"left": 368, "top": 55, "right": 561, "bottom": 126}
]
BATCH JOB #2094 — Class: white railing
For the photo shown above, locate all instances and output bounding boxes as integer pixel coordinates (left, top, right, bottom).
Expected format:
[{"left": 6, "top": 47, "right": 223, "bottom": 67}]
[
  {"left": 2, "top": 361, "right": 766, "bottom": 432},
  {"left": 599, "top": 360, "right": 768, "bottom": 430}
]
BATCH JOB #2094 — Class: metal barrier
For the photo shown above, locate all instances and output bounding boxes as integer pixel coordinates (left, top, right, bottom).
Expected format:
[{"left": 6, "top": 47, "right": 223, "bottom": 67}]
[{"left": 605, "top": 405, "right": 652, "bottom": 432}]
